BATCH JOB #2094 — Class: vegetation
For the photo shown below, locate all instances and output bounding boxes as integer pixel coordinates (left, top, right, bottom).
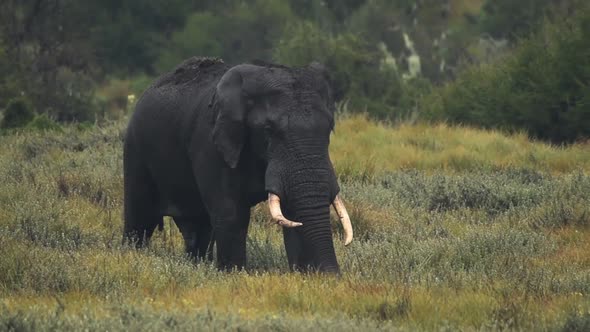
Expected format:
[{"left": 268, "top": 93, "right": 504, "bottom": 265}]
[
  {"left": 1, "top": 116, "right": 589, "bottom": 330},
  {"left": 1, "top": 1, "right": 589, "bottom": 329},
  {"left": 331, "top": 115, "right": 590, "bottom": 178},
  {"left": 1, "top": 98, "right": 34, "bottom": 130},
  {"left": 478, "top": 0, "right": 572, "bottom": 42},
  {"left": 421, "top": 5, "right": 590, "bottom": 143},
  {"left": 2, "top": 0, "right": 586, "bottom": 142},
  {"left": 273, "top": 22, "right": 406, "bottom": 119}
]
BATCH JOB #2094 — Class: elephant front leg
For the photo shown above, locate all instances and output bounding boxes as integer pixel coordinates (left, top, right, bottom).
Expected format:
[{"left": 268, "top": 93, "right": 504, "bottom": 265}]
[
  {"left": 211, "top": 207, "right": 251, "bottom": 271},
  {"left": 191, "top": 153, "right": 252, "bottom": 271}
]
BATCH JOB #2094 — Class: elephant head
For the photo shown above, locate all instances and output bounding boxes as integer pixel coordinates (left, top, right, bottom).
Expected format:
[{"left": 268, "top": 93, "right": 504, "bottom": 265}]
[{"left": 212, "top": 62, "right": 352, "bottom": 273}]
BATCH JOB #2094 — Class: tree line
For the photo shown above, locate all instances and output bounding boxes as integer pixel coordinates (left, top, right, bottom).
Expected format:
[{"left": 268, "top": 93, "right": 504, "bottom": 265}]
[{"left": 1, "top": 0, "right": 587, "bottom": 142}]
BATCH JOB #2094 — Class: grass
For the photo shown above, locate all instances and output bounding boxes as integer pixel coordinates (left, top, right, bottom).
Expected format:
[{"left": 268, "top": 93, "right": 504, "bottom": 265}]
[
  {"left": 0, "top": 116, "right": 589, "bottom": 331},
  {"left": 331, "top": 115, "right": 590, "bottom": 180}
]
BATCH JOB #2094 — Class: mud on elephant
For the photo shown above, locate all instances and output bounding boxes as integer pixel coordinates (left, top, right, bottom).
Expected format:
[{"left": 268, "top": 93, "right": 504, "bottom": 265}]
[{"left": 123, "top": 57, "right": 352, "bottom": 273}]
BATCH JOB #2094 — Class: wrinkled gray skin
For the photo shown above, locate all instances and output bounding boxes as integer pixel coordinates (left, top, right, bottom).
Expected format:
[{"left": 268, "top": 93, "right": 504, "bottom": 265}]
[{"left": 123, "top": 57, "right": 341, "bottom": 273}]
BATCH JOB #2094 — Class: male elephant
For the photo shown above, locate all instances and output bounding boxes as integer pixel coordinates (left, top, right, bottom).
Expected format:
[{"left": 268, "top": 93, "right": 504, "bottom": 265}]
[{"left": 123, "top": 57, "right": 352, "bottom": 273}]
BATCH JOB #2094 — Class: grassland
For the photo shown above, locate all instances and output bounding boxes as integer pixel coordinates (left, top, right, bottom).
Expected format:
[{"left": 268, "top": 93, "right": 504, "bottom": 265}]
[{"left": 0, "top": 115, "right": 589, "bottom": 331}]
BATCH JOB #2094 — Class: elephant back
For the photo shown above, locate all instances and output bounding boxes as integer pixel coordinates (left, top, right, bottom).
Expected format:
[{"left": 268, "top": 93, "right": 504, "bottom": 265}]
[{"left": 152, "top": 57, "right": 229, "bottom": 89}]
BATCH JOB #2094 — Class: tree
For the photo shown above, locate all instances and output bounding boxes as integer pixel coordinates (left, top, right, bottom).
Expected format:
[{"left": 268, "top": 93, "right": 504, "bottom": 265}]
[
  {"left": 88, "top": 0, "right": 194, "bottom": 73},
  {"left": 0, "top": 0, "right": 97, "bottom": 121},
  {"left": 274, "top": 21, "right": 405, "bottom": 119},
  {"left": 347, "top": 0, "right": 479, "bottom": 82},
  {"left": 156, "top": 0, "right": 295, "bottom": 70},
  {"left": 421, "top": 5, "right": 590, "bottom": 143},
  {"left": 479, "top": 0, "right": 553, "bottom": 42}
]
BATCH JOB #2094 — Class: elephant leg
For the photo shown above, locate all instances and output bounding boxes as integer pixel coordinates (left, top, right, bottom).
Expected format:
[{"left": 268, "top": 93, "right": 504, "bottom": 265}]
[
  {"left": 123, "top": 157, "right": 161, "bottom": 247},
  {"left": 174, "top": 216, "right": 213, "bottom": 261},
  {"left": 211, "top": 206, "right": 251, "bottom": 271},
  {"left": 192, "top": 154, "right": 251, "bottom": 271}
]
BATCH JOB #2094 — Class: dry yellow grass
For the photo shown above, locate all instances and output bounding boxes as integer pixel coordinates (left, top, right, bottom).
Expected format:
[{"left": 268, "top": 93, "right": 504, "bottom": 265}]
[{"left": 330, "top": 115, "right": 590, "bottom": 178}]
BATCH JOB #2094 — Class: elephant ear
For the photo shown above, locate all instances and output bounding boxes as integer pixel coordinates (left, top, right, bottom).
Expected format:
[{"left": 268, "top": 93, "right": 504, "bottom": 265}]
[
  {"left": 212, "top": 68, "right": 247, "bottom": 169},
  {"left": 308, "top": 62, "right": 337, "bottom": 130},
  {"left": 308, "top": 62, "right": 335, "bottom": 102},
  {"left": 212, "top": 64, "right": 266, "bottom": 168}
]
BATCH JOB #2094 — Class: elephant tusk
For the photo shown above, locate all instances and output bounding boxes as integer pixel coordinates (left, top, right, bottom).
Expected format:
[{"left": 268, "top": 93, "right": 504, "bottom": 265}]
[
  {"left": 332, "top": 195, "right": 353, "bottom": 246},
  {"left": 268, "top": 193, "right": 303, "bottom": 228}
]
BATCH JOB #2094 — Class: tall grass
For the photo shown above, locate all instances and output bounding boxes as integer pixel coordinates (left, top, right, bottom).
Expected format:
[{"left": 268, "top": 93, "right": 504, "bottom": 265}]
[
  {"left": 0, "top": 117, "right": 589, "bottom": 330},
  {"left": 331, "top": 115, "right": 590, "bottom": 180}
]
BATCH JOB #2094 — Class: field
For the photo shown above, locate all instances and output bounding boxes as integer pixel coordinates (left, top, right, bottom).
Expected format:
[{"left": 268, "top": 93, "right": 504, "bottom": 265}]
[{"left": 1, "top": 115, "right": 589, "bottom": 331}]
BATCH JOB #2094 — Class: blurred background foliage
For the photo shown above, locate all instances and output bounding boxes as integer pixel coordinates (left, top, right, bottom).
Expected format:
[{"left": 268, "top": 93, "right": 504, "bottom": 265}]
[{"left": 0, "top": 0, "right": 587, "bottom": 143}]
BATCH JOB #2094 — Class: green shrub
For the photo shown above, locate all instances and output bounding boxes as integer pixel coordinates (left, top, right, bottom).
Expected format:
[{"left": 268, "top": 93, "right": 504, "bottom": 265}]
[
  {"left": 561, "top": 309, "right": 590, "bottom": 332},
  {"left": 1, "top": 97, "right": 35, "bottom": 129},
  {"left": 27, "top": 114, "right": 62, "bottom": 132},
  {"left": 421, "top": 6, "right": 590, "bottom": 143},
  {"left": 129, "top": 74, "right": 154, "bottom": 96},
  {"left": 46, "top": 68, "right": 99, "bottom": 123}
]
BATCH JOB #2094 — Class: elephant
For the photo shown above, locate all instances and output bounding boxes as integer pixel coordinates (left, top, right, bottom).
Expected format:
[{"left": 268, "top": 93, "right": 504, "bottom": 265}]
[{"left": 123, "top": 57, "right": 353, "bottom": 273}]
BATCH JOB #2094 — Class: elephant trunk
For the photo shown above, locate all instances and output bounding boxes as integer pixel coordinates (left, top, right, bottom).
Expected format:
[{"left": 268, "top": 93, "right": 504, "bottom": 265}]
[
  {"left": 265, "top": 138, "right": 352, "bottom": 272},
  {"left": 281, "top": 173, "right": 340, "bottom": 273}
]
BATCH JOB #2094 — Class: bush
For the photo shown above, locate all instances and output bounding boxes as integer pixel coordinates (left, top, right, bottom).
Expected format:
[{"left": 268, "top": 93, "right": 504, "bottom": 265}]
[
  {"left": 1, "top": 97, "right": 35, "bottom": 129},
  {"left": 421, "top": 6, "right": 590, "bottom": 143},
  {"left": 45, "top": 68, "right": 99, "bottom": 123},
  {"left": 561, "top": 309, "right": 590, "bottom": 332},
  {"left": 27, "top": 114, "right": 62, "bottom": 132}
]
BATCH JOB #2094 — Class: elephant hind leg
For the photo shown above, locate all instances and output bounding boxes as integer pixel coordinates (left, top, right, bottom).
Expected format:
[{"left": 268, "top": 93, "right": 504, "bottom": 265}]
[
  {"left": 174, "top": 216, "right": 214, "bottom": 261},
  {"left": 123, "top": 157, "right": 162, "bottom": 248}
]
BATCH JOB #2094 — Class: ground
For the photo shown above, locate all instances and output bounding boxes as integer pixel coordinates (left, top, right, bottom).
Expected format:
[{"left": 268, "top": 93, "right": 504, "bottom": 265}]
[{"left": 0, "top": 115, "right": 589, "bottom": 331}]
